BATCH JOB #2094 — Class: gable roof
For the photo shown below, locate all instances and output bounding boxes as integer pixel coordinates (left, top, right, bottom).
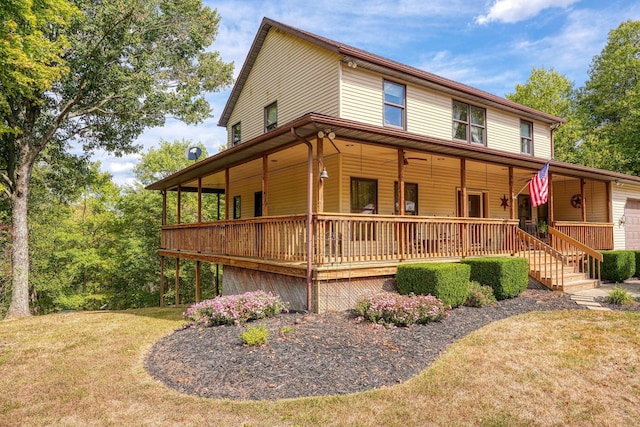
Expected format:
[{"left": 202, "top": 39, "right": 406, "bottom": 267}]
[{"left": 218, "top": 17, "right": 565, "bottom": 128}]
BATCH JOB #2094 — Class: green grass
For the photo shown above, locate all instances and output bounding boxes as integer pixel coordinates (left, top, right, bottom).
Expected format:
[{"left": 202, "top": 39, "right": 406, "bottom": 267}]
[{"left": 1, "top": 307, "right": 639, "bottom": 426}]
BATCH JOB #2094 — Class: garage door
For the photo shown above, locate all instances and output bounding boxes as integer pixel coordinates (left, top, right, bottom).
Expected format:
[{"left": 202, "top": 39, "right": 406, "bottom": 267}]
[{"left": 625, "top": 199, "right": 640, "bottom": 249}]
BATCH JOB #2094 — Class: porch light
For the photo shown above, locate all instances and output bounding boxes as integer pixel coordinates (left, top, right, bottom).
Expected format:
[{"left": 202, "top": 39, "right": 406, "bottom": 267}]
[{"left": 319, "top": 167, "right": 329, "bottom": 179}]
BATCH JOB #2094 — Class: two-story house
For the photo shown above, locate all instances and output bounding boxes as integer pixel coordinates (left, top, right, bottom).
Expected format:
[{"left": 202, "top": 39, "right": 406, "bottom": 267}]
[{"left": 147, "top": 17, "right": 640, "bottom": 313}]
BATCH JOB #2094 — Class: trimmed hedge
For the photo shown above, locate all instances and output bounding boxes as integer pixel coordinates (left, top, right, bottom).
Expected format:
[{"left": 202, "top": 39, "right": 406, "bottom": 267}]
[
  {"left": 633, "top": 251, "right": 640, "bottom": 278},
  {"left": 460, "top": 257, "right": 528, "bottom": 300},
  {"left": 396, "top": 263, "right": 471, "bottom": 308},
  {"left": 601, "top": 250, "right": 635, "bottom": 283}
]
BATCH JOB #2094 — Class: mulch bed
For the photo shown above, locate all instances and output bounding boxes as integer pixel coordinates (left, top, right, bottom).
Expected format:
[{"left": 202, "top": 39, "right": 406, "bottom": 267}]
[{"left": 144, "top": 289, "right": 632, "bottom": 401}]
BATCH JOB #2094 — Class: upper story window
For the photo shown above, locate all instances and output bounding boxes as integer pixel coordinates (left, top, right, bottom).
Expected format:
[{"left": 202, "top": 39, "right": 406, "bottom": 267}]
[
  {"left": 453, "top": 101, "right": 486, "bottom": 145},
  {"left": 520, "top": 120, "right": 533, "bottom": 155},
  {"left": 383, "top": 80, "right": 405, "bottom": 128},
  {"left": 232, "top": 122, "right": 241, "bottom": 146},
  {"left": 264, "top": 102, "right": 277, "bottom": 132}
]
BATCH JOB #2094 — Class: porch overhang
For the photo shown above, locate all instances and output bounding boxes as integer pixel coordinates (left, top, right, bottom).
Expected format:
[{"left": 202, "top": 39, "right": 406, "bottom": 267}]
[{"left": 146, "top": 113, "right": 640, "bottom": 192}]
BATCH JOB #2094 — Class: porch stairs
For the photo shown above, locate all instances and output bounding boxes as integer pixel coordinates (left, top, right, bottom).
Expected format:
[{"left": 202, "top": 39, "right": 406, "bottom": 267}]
[{"left": 516, "top": 228, "right": 602, "bottom": 293}]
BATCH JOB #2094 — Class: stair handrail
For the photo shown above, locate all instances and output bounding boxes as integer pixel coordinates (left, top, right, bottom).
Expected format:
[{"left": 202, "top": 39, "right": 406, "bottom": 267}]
[
  {"left": 516, "top": 229, "right": 567, "bottom": 289},
  {"left": 548, "top": 226, "right": 602, "bottom": 282},
  {"left": 548, "top": 227, "right": 604, "bottom": 262}
]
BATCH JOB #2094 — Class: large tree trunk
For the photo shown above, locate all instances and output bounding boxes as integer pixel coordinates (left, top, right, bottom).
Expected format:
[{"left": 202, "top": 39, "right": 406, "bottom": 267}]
[{"left": 5, "top": 148, "right": 35, "bottom": 319}]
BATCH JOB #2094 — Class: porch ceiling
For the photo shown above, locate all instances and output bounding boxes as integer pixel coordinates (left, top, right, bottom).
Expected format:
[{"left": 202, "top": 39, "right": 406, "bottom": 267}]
[{"left": 147, "top": 113, "right": 640, "bottom": 192}]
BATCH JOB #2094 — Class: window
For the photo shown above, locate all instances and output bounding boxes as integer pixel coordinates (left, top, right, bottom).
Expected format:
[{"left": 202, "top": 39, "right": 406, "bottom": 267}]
[
  {"left": 383, "top": 80, "right": 405, "bottom": 128},
  {"left": 520, "top": 120, "right": 533, "bottom": 154},
  {"left": 233, "top": 196, "right": 241, "bottom": 219},
  {"left": 264, "top": 102, "right": 277, "bottom": 132},
  {"left": 231, "top": 122, "right": 241, "bottom": 146},
  {"left": 453, "top": 101, "right": 486, "bottom": 145},
  {"left": 394, "top": 182, "right": 418, "bottom": 215},
  {"left": 350, "top": 178, "right": 377, "bottom": 214}
]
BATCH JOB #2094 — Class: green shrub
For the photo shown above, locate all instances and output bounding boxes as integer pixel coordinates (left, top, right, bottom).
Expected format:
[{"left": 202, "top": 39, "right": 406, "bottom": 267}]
[
  {"left": 605, "top": 287, "right": 635, "bottom": 305},
  {"left": 632, "top": 251, "right": 640, "bottom": 278},
  {"left": 355, "top": 292, "right": 448, "bottom": 327},
  {"left": 396, "top": 263, "right": 471, "bottom": 308},
  {"left": 601, "top": 251, "right": 635, "bottom": 283},
  {"left": 465, "top": 281, "right": 497, "bottom": 307},
  {"left": 240, "top": 324, "right": 269, "bottom": 346},
  {"left": 461, "top": 257, "right": 528, "bottom": 300}
]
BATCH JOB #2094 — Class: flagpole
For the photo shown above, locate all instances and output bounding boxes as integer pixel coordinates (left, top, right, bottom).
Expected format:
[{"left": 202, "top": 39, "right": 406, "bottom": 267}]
[{"left": 513, "top": 181, "right": 530, "bottom": 199}]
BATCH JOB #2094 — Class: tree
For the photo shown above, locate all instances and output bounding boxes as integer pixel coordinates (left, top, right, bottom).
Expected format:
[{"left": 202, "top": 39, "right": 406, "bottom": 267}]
[
  {"left": 578, "top": 20, "right": 640, "bottom": 175},
  {"left": 1, "top": 0, "right": 233, "bottom": 319},
  {"left": 506, "top": 66, "right": 581, "bottom": 163}
]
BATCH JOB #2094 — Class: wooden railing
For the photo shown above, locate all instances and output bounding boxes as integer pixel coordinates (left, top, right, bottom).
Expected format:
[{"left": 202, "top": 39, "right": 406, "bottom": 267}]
[
  {"left": 314, "top": 214, "right": 518, "bottom": 264},
  {"left": 162, "top": 214, "right": 520, "bottom": 265},
  {"left": 516, "top": 229, "right": 567, "bottom": 289},
  {"left": 162, "top": 215, "right": 309, "bottom": 261},
  {"left": 549, "top": 227, "right": 603, "bottom": 282},
  {"left": 552, "top": 221, "right": 613, "bottom": 250}
]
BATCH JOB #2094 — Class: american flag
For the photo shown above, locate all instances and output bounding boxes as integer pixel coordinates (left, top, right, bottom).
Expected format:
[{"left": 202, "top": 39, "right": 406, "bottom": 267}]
[{"left": 529, "top": 163, "right": 549, "bottom": 207}]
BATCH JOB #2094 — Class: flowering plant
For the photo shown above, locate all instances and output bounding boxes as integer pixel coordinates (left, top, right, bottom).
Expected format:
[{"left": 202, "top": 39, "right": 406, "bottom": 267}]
[
  {"left": 355, "top": 291, "right": 449, "bottom": 327},
  {"left": 183, "top": 290, "right": 288, "bottom": 327}
]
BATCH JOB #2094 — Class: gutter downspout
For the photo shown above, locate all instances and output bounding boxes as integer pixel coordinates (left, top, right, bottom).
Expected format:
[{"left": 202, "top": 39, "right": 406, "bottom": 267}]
[{"left": 290, "top": 127, "right": 314, "bottom": 312}]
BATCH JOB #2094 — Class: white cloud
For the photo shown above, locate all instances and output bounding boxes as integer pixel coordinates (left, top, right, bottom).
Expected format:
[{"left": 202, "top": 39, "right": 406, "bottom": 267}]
[{"left": 476, "top": 0, "right": 579, "bottom": 25}]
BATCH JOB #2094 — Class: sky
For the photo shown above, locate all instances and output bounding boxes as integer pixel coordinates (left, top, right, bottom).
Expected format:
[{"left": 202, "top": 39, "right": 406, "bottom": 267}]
[{"left": 96, "top": 0, "right": 640, "bottom": 185}]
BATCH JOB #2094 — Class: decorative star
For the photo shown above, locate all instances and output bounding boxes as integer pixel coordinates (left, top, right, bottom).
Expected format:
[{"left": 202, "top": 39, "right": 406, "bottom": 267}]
[{"left": 500, "top": 194, "right": 510, "bottom": 210}]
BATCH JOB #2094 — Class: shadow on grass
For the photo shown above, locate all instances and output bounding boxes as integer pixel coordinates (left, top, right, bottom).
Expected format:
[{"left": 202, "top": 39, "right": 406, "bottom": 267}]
[{"left": 114, "top": 306, "right": 186, "bottom": 322}]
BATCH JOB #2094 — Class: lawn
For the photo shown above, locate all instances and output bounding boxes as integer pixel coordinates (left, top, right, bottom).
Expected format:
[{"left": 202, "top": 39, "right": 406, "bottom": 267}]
[{"left": 1, "top": 307, "right": 639, "bottom": 426}]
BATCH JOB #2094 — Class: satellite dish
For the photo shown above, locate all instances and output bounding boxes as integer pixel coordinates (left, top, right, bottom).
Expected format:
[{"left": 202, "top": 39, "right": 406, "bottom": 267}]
[{"left": 185, "top": 146, "right": 202, "bottom": 161}]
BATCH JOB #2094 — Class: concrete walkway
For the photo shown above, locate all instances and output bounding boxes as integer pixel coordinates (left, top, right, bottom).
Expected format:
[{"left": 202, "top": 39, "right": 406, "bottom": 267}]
[{"left": 566, "top": 279, "right": 640, "bottom": 311}]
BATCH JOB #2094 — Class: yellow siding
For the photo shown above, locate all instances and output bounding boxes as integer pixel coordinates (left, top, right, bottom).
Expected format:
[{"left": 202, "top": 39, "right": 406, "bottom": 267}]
[
  {"left": 227, "top": 28, "right": 340, "bottom": 145},
  {"left": 227, "top": 159, "right": 263, "bottom": 218},
  {"left": 406, "top": 86, "right": 451, "bottom": 139},
  {"left": 486, "top": 109, "right": 552, "bottom": 159},
  {"left": 552, "top": 178, "right": 608, "bottom": 222},
  {"left": 340, "top": 66, "right": 382, "bottom": 125}
]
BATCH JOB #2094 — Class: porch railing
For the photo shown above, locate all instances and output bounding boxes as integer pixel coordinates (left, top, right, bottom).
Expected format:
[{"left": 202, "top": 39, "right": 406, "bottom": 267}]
[
  {"left": 314, "top": 214, "right": 518, "bottom": 264},
  {"left": 552, "top": 221, "right": 613, "bottom": 250},
  {"left": 516, "top": 229, "right": 567, "bottom": 289},
  {"left": 161, "top": 214, "right": 520, "bottom": 265},
  {"left": 549, "top": 227, "right": 603, "bottom": 282}
]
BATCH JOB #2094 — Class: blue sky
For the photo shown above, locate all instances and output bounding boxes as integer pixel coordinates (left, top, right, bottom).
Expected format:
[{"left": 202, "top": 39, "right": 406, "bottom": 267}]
[{"left": 99, "top": 0, "right": 640, "bottom": 185}]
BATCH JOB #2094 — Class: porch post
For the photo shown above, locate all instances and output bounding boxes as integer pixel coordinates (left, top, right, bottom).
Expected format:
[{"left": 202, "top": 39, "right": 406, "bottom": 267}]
[
  {"left": 580, "top": 178, "right": 587, "bottom": 222},
  {"left": 162, "top": 190, "right": 167, "bottom": 226},
  {"left": 177, "top": 184, "right": 182, "bottom": 225},
  {"left": 317, "top": 134, "right": 324, "bottom": 212},
  {"left": 159, "top": 256, "right": 165, "bottom": 306},
  {"left": 548, "top": 171, "right": 554, "bottom": 224},
  {"left": 397, "top": 149, "right": 405, "bottom": 215},
  {"left": 197, "top": 177, "right": 202, "bottom": 223},
  {"left": 224, "top": 168, "right": 230, "bottom": 220},
  {"left": 606, "top": 181, "right": 612, "bottom": 223},
  {"left": 262, "top": 155, "right": 269, "bottom": 216},
  {"left": 461, "top": 158, "right": 468, "bottom": 255},
  {"left": 195, "top": 261, "right": 201, "bottom": 303},
  {"left": 175, "top": 258, "right": 180, "bottom": 306},
  {"left": 509, "top": 167, "right": 515, "bottom": 220}
]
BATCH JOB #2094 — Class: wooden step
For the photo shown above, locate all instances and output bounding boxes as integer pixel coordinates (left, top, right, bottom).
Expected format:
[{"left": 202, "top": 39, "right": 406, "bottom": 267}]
[{"left": 561, "top": 279, "right": 600, "bottom": 293}]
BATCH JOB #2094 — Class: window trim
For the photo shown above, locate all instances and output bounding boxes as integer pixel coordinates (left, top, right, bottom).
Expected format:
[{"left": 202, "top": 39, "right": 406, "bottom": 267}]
[
  {"left": 264, "top": 101, "right": 277, "bottom": 132},
  {"left": 452, "top": 100, "right": 486, "bottom": 145},
  {"left": 520, "top": 119, "right": 533, "bottom": 155},
  {"left": 383, "top": 80, "right": 406, "bottom": 129},
  {"left": 231, "top": 122, "right": 241, "bottom": 146}
]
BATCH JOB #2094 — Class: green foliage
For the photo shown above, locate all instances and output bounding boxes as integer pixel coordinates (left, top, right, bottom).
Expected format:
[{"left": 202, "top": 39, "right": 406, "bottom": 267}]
[
  {"left": 240, "top": 324, "right": 269, "bottom": 346},
  {"left": 465, "top": 281, "right": 497, "bottom": 308},
  {"left": 396, "top": 263, "right": 471, "bottom": 308},
  {"left": 578, "top": 20, "right": 640, "bottom": 175},
  {"left": 601, "top": 251, "right": 636, "bottom": 283},
  {"left": 132, "top": 139, "right": 208, "bottom": 186},
  {"left": 605, "top": 287, "right": 636, "bottom": 306},
  {"left": 461, "top": 258, "right": 528, "bottom": 300},
  {"left": 354, "top": 292, "right": 448, "bottom": 327},
  {"left": 632, "top": 251, "right": 640, "bottom": 278}
]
